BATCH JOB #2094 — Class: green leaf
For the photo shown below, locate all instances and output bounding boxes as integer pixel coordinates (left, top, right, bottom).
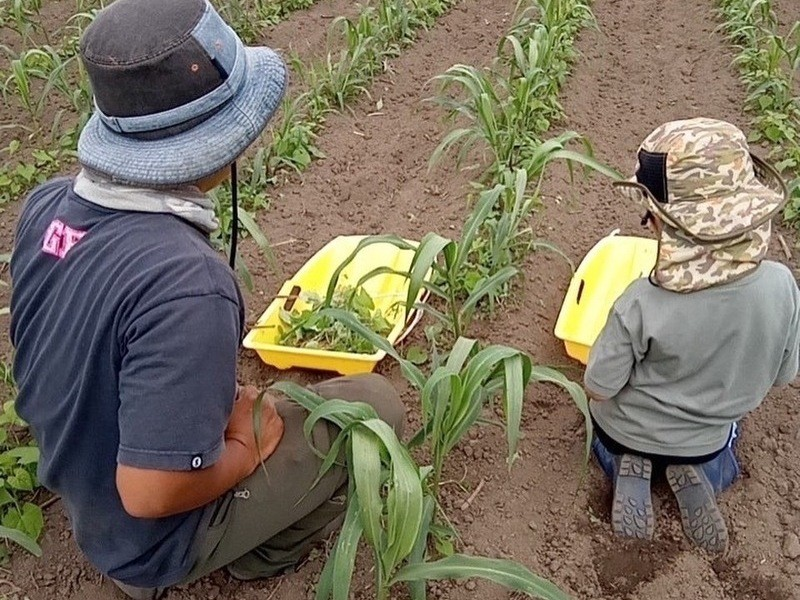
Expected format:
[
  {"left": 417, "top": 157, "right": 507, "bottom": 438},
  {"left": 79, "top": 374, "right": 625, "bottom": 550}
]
[
  {"left": 456, "top": 187, "right": 501, "bottom": 275},
  {"left": 460, "top": 266, "right": 518, "bottom": 318},
  {"left": 359, "top": 419, "right": 423, "bottom": 574},
  {"left": 406, "top": 346, "right": 429, "bottom": 365},
  {"left": 392, "top": 555, "right": 570, "bottom": 600},
  {"left": 7, "top": 468, "right": 33, "bottom": 491},
  {"left": 407, "top": 495, "right": 435, "bottom": 600},
  {"left": 328, "top": 497, "right": 364, "bottom": 600},
  {"left": 237, "top": 209, "right": 277, "bottom": 270},
  {"left": 502, "top": 353, "right": 530, "bottom": 467},
  {"left": 0, "top": 525, "right": 42, "bottom": 557},
  {"left": 351, "top": 426, "right": 384, "bottom": 548},
  {"left": 4, "top": 446, "right": 39, "bottom": 465},
  {"left": 18, "top": 502, "right": 43, "bottom": 540}
]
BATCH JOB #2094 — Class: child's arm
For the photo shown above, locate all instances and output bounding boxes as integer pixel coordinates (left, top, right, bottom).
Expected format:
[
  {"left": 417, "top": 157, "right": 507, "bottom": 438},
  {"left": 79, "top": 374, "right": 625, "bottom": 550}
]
[
  {"left": 775, "top": 296, "right": 799, "bottom": 387},
  {"left": 584, "top": 301, "right": 640, "bottom": 401}
]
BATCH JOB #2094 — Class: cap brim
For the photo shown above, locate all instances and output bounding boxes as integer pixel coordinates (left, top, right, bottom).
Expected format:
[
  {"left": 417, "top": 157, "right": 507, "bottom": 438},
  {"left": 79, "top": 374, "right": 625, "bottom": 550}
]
[
  {"left": 613, "top": 154, "right": 788, "bottom": 242},
  {"left": 77, "top": 47, "right": 286, "bottom": 187}
]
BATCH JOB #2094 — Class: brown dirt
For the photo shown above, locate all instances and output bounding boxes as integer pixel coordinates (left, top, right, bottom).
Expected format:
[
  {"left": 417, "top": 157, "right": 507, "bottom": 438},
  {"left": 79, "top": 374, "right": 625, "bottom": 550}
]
[{"left": 3, "top": 0, "right": 800, "bottom": 599}]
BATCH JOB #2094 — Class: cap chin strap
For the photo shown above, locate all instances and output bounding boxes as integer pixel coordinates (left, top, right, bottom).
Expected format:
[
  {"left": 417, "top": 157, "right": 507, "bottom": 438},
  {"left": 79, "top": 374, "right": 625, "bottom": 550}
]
[{"left": 229, "top": 161, "right": 238, "bottom": 270}]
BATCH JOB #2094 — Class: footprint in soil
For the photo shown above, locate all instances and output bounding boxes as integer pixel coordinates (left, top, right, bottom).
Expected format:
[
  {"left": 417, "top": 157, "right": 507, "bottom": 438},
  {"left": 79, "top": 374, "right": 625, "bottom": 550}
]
[{"left": 593, "top": 539, "right": 681, "bottom": 598}]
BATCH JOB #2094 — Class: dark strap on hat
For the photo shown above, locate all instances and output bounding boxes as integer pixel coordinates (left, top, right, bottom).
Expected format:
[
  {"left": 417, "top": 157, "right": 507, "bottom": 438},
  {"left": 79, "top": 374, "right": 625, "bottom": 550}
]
[{"left": 636, "top": 149, "right": 669, "bottom": 204}]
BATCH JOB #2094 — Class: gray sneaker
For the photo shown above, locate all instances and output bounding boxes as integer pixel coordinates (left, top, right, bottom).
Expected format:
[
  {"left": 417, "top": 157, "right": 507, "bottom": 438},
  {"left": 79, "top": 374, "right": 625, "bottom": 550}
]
[
  {"left": 666, "top": 463, "right": 729, "bottom": 554},
  {"left": 612, "top": 454, "right": 655, "bottom": 539},
  {"left": 111, "top": 579, "right": 166, "bottom": 600}
]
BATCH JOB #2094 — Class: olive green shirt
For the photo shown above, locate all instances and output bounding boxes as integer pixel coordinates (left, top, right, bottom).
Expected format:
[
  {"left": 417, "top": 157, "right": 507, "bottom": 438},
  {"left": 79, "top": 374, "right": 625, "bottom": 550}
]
[{"left": 586, "top": 260, "right": 800, "bottom": 457}]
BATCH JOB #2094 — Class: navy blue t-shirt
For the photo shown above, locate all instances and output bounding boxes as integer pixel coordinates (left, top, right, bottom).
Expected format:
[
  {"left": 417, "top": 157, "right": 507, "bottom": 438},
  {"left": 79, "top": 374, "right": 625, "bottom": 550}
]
[{"left": 10, "top": 178, "right": 244, "bottom": 587}]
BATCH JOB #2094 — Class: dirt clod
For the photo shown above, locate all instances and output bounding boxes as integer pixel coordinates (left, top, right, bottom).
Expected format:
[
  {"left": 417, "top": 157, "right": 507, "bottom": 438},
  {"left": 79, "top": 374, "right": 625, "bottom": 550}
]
[{"left": 782, "top": 533, "right": 800, "bottom": 559}]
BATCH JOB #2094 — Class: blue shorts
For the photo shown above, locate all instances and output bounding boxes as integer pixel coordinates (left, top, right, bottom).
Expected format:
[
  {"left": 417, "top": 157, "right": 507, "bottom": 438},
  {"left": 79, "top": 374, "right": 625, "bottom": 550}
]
[{"left": 592, "top": 423, "right": 741, "bottom": 495}]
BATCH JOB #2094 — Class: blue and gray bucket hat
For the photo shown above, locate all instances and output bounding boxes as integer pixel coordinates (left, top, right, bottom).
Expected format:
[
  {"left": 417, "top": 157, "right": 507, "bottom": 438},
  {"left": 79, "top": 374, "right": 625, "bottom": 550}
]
[{"left": 77, "top": 0, "right": 287, "bottom": 187}]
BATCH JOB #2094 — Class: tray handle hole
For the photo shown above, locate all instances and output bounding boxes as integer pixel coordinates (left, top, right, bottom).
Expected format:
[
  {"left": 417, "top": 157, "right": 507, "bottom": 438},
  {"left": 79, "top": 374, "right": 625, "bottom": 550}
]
[
  {"left": 283, "top": 285, "right": 302, "bottom": 311},
  {"left": 576, "top": 280, "right": 585, "bottom": 305}
]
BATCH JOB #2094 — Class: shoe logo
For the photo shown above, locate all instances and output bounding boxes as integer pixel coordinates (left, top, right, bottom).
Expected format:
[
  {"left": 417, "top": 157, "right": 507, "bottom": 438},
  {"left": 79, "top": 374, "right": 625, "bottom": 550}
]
[{"left": 42, "top": 219, "right": 86, "bottom": 259}]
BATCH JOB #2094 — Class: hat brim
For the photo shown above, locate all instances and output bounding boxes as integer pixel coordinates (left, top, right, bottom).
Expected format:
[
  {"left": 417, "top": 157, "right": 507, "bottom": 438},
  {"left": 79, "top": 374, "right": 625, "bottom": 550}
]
[
  {"left": 77, "top": 47, "right": 287, "bottom": 187},
  {"left": 614, "top": 154, "right": 788, "bottom": 242}
]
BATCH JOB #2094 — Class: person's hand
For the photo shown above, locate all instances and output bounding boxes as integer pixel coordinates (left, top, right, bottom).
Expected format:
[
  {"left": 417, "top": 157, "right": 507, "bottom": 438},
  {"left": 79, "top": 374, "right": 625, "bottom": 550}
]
[{"left": 225, "top": 385, "right": 285, "bottom": 475}]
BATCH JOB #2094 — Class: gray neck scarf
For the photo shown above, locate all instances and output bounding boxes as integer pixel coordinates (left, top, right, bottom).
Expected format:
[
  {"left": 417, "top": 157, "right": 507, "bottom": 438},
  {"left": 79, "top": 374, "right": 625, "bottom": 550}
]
[{"left": 73, "top": 169, "right": 219, "bottom": 233}]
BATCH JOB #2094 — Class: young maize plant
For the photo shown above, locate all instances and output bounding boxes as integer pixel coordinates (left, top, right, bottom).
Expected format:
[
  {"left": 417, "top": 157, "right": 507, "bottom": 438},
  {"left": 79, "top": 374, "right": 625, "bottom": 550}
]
[
  {"left": 272, "top": 377, "right": 575, "bottom": 600},
  {"left": 430, "top": 0, "right": 596, "bottom": 182},
  {"left": 208, "top": 0, "right": 461, "bottom": 270},
  {"left": 2, "top": 0, "right": 47, "bottom": 45},
  {"left": 429, "top": 0, "right": 622, "bottom": 311},
  {"left": 213, "top": 0, "right": 318, "bottom": 44},
  {"left": 717, "top": 0, "right": 800, "bottom": 224},
  {"left": 320, "top": 211, "right": 517, "bottom": 339}
]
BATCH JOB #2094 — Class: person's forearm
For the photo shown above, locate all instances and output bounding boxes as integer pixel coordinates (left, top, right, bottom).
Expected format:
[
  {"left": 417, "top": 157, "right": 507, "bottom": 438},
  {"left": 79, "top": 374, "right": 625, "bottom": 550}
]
[{"left": 116, "top": 438, "right": 254, "bottom": 519}]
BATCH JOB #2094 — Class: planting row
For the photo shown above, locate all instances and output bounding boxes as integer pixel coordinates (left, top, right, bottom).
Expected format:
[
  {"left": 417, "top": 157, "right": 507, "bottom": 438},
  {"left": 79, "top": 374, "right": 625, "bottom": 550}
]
[
  {"left": 264, "top": 1, "right": 608, "bottom": 599},
  {"left": 717, "top": 0, "right": 800, "bottom": 225}
]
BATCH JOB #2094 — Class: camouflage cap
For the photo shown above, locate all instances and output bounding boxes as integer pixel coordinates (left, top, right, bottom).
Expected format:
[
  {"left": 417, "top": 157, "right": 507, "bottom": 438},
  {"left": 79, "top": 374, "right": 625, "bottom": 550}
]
[
  {"left": 615, "top": 117, "right": 787, "bottom": 241},
  {"left": 614, "top": 118, "right": 788, "bottom": 292}
]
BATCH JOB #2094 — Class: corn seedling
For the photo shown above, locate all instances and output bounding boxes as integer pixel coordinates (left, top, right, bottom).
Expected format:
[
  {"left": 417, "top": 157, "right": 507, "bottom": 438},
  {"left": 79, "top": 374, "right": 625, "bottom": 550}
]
[
  {"left": 431, "top": 0, "right": 594, "bottom": 182},
  {"left": 321, "top": 204, "right": 519, "bottom": 338},
  {"left": 266, "top": 95, "right": 327, "bottom": 176},
  {"left": 718, "top": 0, "right": 800, "bottom": 226},
  {"left": 3, "top": 0, "right": 47, "bottom": 45},
  {"left": 272, "top": 382, "right": 572, "bottom": 600},
  {"left": 208, "top": 188, "right": 276, "bottom": 292},
  {"left": 314, "top": 309, "right": 591, "bottom": 482},
  {"left": 377, "top": 0, "right": 423, "bottom": 53}
]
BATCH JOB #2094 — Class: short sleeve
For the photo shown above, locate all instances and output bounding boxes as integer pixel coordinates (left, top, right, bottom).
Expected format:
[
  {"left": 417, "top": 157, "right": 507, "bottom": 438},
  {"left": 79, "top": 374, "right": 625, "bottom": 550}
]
[
  {"left": 117, "top": 294, "right": 240, "bottom": 471},
  {"left": 584, "top": 292, "right": 645, "bottom": 399},
  {"left": 775, "top": 293, "right": 800, "bottom": 387}
]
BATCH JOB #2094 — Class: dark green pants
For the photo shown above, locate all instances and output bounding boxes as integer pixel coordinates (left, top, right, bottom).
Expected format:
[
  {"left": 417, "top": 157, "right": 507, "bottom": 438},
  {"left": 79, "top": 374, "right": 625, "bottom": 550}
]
[{"left": 180, "top": 373, "right": 405, "bottom": 583}]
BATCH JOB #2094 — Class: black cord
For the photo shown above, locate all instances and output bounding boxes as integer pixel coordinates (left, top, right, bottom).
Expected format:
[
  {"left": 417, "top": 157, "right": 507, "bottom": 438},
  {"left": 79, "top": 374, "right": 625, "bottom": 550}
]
[{"left": 229, "top": 161, "right": 238, "bottom": 270}]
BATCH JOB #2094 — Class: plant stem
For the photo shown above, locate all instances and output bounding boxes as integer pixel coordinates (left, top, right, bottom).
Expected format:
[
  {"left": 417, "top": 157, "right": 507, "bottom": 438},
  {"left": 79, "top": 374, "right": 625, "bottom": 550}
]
[{"left": 447, "top": 273, "right": 462, "bottom": 338}]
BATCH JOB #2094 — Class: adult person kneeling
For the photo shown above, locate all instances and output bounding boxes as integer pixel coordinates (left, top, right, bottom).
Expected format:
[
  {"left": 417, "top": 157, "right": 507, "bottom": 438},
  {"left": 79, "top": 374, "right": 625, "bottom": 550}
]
[{"left": 9, "top": 1, "right": 404, "bottom": 598}]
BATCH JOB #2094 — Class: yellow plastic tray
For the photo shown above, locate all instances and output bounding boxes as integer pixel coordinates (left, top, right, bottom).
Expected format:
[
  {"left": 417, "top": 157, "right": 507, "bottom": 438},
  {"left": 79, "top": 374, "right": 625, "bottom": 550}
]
[
  {"left": 243, "top": 235, "right": 428, "bottom": 375},
  {"left": 554, "top": 233, "right": 657, "bottom": 364}
]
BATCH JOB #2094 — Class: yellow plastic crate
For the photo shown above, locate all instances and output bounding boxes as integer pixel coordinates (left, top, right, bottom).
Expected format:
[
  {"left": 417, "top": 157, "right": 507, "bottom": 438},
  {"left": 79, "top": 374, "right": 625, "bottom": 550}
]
[
  {"left": 554, "top": 233, "right": 657, "bottom": 364},
  {"left": 243, "top": 235, "right": 428, "bottom": 375}
]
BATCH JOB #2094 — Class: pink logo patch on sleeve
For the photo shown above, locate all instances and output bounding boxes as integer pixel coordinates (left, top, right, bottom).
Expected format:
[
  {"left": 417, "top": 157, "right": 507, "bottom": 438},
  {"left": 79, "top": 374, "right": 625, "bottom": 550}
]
[{"left": 42, "top": 220, "right": 87, "bottom": 259}]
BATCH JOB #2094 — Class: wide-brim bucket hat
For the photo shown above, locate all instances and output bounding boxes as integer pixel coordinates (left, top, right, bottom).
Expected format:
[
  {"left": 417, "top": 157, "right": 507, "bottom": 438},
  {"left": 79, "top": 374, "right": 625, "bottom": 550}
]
[
  {"left": 77, "top": 0, "right": 286, "bottom": 187},
  {"left": 614, "top": 117, "right": 788, "bottom": 242}
]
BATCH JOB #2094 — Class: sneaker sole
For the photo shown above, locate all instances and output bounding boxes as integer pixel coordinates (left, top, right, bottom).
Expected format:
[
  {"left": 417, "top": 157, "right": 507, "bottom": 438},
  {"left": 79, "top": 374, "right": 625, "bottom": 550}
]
[
  {"left": 666, "top": 464, "right": 729, "bottom": 554},
  {"left": 612, "top": 454, "right": 655, "bottom": 539}
]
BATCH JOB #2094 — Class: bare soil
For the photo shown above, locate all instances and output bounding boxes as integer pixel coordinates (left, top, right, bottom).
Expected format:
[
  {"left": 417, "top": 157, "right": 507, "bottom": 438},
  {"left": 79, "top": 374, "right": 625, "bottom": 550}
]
[{"left": 2, "top": 0, "right": 800, "bottom": 599}]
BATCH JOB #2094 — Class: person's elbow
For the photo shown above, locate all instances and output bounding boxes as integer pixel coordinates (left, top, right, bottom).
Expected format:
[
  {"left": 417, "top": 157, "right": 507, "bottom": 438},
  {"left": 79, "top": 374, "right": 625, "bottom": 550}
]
[
  {"left": 585, "top": 385, "right": 611, "bottom": 401},
  {"left": 116, "top": 465, "right": 176, "bottom": 519},
  {"left": 583, "top": 371, "right": 613, "bottom": 401}
]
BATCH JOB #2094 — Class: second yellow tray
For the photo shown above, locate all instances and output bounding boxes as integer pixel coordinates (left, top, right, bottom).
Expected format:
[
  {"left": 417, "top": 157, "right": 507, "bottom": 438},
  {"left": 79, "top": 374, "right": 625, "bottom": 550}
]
[{"left": 243, "top": 235, "right": 428, "bottom": 375}]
